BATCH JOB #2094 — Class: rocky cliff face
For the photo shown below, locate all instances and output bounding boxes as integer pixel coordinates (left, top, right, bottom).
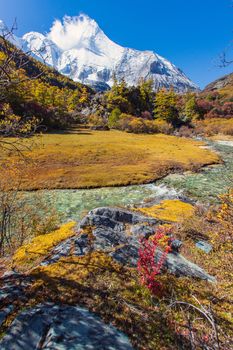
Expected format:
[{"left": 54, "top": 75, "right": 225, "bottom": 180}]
[
  {"left": 204, "top": 72, "right": 233, "bottom": 92},
  {"left": 1, "top": 15, "right": 198, "bottom": 92}
]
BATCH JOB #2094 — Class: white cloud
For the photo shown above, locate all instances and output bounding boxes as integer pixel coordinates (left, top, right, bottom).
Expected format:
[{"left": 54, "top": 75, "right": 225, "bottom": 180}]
[{"left": 47, "top": 14, "right": 96, "bottom": 51}]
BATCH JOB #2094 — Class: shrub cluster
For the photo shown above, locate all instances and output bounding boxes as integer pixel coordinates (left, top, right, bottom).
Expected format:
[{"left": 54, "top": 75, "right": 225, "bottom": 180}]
[{"left": 98, "top": 78, "right": 233, "bottom": 135}]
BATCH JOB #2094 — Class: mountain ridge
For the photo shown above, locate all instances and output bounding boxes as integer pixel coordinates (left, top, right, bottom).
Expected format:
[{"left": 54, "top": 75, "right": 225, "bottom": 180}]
[
  {"left": 204, "top": 72, "right": 233, "bottom": 92},
  {"left": 1, "top": 14, "right": 198, "bottom": 92}
]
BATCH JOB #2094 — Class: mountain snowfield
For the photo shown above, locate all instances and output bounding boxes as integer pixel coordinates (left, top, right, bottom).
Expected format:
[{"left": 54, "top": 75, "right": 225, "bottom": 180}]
[{"left": 1, "top": 14, "right": 198, "bottom": 92}]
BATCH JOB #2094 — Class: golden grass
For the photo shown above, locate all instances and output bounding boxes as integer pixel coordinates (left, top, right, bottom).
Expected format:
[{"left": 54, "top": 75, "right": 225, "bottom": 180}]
[
  {"left": 12, "top": 222, "right": 75, "bottom": 272},
  {"left": 209, "top": 134, "right": 233, "bottom": 141},
  {"left": 2, "top": 130, "right": 219, "bottom": 190},
  {"left": 137, "top": 199, "right": 194, "bottom": 222}
]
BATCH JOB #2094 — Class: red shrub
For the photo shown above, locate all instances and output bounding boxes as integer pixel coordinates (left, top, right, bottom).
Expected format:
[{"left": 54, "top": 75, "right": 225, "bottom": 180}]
[{"left": 137, "top": 226, "right": 173, "bottom": 295}]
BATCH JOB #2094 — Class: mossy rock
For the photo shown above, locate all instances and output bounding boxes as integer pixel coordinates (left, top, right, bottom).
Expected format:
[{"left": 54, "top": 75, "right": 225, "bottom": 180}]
[
  {"left": 12, "top": 222, "right": 76, "bottom": 272},
  {"left": 137, "top": 199, "right": 194, "bottom": 222}
]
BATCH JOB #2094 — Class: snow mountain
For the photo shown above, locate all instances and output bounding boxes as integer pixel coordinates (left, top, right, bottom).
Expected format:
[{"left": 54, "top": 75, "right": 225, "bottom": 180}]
[{"left": 2, "top": 15, "right": 199, "bottom": 92}]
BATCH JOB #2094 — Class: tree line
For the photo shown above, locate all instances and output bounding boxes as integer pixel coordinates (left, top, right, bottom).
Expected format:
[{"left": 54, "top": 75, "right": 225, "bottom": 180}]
[{"left": 1, "top": 34, "right": 232, "bottom": 137}]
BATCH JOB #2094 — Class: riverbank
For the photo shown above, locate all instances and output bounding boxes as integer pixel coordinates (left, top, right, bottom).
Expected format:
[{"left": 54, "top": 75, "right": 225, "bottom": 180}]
[
  {"left": 160, "top": 139, "right": 233, "bottom": 203},
  {"left": 1, "top": 130, "right": 219, "bottom": 191},
  {"left": 16, "top": 137, "right": 232, "bottom": 223}
]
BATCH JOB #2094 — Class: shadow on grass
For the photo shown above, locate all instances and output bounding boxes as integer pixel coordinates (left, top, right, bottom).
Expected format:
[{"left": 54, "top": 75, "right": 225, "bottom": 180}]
[
  {"left": 27, "top": 264, "right": 192, "bottom": 350},
  {"left": 47, "top": 128, "right": 93, "bottom": 135}
]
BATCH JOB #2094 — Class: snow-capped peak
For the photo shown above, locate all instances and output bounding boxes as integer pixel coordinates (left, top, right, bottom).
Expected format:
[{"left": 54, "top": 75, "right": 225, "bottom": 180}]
[
  {"left": 47, "top": 14, "right": 102, "bottom": 51},
  {"left": 21, "top": 31, "right": 61, "bottom": 67},
  {"left": 2, "top": 14, "right": 199, "bottom": 92}
]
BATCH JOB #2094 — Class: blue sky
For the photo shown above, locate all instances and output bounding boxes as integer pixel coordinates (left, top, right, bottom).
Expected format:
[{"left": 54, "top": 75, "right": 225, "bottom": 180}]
[{"left": 0, "top": 0, "right": 232, "bottom": 88}]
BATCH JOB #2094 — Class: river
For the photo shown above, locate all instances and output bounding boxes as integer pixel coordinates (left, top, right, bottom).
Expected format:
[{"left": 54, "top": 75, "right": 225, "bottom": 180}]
[{"left": 24, "top": 140, "right": 233, "bottom": 222}]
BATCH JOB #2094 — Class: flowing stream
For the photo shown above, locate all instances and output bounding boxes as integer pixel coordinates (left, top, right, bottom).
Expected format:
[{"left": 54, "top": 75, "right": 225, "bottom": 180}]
[
  {"left": 159, "top": 141, "right": 233, "bottom": 203},
  {"left": 25, "top": 140, "right": 233, "bottom": 222}
]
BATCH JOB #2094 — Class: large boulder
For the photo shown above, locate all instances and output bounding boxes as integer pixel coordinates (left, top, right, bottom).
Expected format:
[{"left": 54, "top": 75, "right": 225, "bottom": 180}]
[
  {"left": 0, "top": 273, "right": 33, "bottom": 328},
  {"left": 0, "top": 303, "right": 134, "bottom": 350},
  {"left": 79, "top": 207, "right": 159, "bottom": 229},
  {"left": 39, "top": 207, "right": 216, "bottom": 282},
  {"left": 76, "top": 207, "right": 160, "bottom": 267},
  {"left": 77, "top": 207, "right": 215, "bottom": 281}
]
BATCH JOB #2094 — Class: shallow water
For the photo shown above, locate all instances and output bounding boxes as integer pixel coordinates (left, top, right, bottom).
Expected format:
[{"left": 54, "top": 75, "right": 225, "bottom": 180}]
[
  {"left": 25, "top": 140, "right": 233, "bottom": 221},
  {"left": 159, "top": 141, "right": 233, "bottom": 203},
  {"left": 29, "top": 184, "right": 181, "bottom": 222}
]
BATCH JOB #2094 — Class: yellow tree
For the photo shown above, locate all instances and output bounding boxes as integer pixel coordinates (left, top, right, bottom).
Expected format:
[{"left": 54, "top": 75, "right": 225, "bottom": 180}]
[
  {"left": 154, "top": 88, "right": 180, "bottom": 127},
  {"left": 79, "top": 87, "right": 89, "bottom": 105}
]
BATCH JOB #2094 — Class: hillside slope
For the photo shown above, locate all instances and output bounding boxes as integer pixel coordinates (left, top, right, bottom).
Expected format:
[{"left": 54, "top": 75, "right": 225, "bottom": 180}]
[
  {"left": 204, "top": 72, "right": 233, "bottom": 101},
  {"left": 0, "top": 37, "right": 93, "bottom": 132},
  {"left": 204, "top": 72, "right": 233, "bottom": 92}
]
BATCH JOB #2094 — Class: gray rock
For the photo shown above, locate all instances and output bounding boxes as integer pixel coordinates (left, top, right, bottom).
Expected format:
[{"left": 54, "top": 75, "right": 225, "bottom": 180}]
[
  {"left": 39, "top": 206, "right": 216, "bottom": 282},
  {"left": 73, "top": 234, "right": 90, "bottom": 256},
  {"left": 0, "top": 285, "right": 21, "bottom": 302},
  {"left": 110, "top": 244, "right": 139, "bottom": 267},
  {"left": 170, "top": 239, "right": 183, "bottom": 253},
  {"left": 76, "top": 208, "right": 151, "bottom": 266},
  {"left": 74, "top": 226, "right": 140, "bottom": 266},
  {"left": 156, "top": 250, "right": 216, "bottom": 282},
  {"left": 130, "top": 224, "right": 155, "bottom": 238},
  {"left": 88, "top": 207, "right": 158, "bottom": 226},
  {"left": 40, "top": 237, "right": 74, "bottom": 266},
  {"left": 0, "top": 303, "right": 134, "bottom": 350},
  {"left": 92, "top": 226, "right": 127, "bottom": 248},
  {"left": 80, "top": 214, "right": 125, "bottom": 231},
  {"left": 0, "top": 274, "right": 32, "bottom": 303},
  {"left": 55, "top": 207, "right": 158, "bottom": 267},
  {"left": 195, "top": 241, "right": 212, "bottom": 253}
]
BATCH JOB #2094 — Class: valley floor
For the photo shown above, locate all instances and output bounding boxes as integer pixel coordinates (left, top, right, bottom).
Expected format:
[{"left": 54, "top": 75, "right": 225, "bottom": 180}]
[
  {"left": 0, "top": 133, "right": 232, "bottom": 349},
  {"left": 1, "top": 129, "right": 219, "bottom": 190}
]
